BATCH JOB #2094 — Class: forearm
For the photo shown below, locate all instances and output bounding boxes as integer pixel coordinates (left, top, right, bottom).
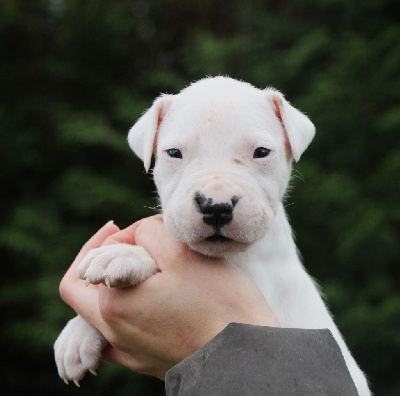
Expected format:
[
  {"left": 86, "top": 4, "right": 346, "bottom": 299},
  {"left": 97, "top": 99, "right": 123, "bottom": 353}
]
[{"left": 165, "top": 323, "right": 358, "bottom": 396}]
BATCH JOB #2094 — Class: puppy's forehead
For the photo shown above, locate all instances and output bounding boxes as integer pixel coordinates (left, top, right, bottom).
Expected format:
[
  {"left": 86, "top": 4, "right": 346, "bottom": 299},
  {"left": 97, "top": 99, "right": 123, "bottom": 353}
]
[
  {"left": 161, "top": 79, "right": 280, "bottom": 144},
  {"left": 175, "top": 77, "right": 264, "bottom": 109},
  {"left": 182, "top": 76, "right": 258, "bottom": 93}
]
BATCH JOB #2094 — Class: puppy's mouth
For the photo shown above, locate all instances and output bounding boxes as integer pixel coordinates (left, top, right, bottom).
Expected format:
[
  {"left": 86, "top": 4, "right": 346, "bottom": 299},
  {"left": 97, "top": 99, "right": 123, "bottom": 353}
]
[
  {"left": 205, "top": 234, "right": 233, "bottom": 243},
  {"left": 188, "top": 230, "right": 249, "bottom": 257}
]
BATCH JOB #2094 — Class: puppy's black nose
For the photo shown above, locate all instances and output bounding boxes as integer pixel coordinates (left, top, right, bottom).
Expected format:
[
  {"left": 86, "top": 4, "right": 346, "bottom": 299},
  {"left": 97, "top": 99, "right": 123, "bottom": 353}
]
[{"left": 194, "top": 192, "right": 238, "bottom": 228}]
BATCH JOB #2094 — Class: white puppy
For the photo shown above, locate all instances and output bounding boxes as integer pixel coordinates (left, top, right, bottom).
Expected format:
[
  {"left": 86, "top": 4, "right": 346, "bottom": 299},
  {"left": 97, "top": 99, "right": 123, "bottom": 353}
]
[{"left": 54, "top": 77, "right": 370, "bottom": 395}]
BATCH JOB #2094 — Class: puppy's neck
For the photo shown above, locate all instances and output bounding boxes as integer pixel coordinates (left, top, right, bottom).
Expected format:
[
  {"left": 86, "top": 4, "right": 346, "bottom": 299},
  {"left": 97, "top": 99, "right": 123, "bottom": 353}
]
[{"left": 229, "top": 202, "right": 301, "bottom": 271}]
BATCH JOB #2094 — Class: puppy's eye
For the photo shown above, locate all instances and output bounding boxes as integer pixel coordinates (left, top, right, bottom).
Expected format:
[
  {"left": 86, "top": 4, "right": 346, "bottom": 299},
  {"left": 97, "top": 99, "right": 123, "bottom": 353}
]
[
  {"left": 253, "top": 147, "right": 271, "bottom": 159},
  {"left": 166, "top": 148, "right": 183, "bottom": 159}
]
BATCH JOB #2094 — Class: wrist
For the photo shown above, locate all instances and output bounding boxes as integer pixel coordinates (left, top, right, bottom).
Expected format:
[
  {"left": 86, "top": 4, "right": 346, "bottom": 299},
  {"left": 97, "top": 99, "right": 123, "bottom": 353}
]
[{"left": 201, "top": 313, "right": 281, "bottom": 353}]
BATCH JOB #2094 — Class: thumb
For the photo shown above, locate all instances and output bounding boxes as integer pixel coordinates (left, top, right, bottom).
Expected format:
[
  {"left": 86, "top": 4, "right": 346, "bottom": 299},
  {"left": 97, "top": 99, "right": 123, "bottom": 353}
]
[
  {"left": 62, "top": 220, "right": 120, "bottom": 285},
  {"left": 134, "top": 216, "right": 190, "bottom": 270},
  {"left": 101, "top": 222, "right": 142, "bottom": 246},
  {"left": 101, "top": 215, "right": 163, "bottom": 246}
]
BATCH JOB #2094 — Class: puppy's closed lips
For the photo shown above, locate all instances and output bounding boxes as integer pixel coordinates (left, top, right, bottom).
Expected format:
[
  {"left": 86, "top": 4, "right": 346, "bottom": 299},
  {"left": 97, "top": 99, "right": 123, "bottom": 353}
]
[{"left": 205, "top": 234, "right": 233, "bottom": 242}]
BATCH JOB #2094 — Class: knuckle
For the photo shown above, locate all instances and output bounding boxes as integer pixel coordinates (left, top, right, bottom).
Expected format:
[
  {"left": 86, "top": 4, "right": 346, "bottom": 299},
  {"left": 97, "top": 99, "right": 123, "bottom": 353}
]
[
  {"left": 129, "top": 360, "right": 151, "bottom": 375},
  {"left": 98, "top": 290, "right": 120, "bottom": 323},
  {"left": 59, "top": 276, "right": 73, "bottom": 305},
  {"left": 105, "top": 333, "right": 121, "bottom": 349}
]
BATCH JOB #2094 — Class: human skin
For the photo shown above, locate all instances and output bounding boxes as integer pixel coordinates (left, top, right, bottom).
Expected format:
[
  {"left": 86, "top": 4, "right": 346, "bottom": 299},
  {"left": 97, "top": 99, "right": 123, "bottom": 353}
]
[{"left": 59, "top": 216, "right": 280, "bottom": 379}]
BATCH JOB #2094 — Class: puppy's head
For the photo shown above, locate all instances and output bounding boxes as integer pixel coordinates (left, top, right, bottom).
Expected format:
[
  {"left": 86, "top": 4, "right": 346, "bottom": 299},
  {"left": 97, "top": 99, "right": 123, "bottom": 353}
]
[{"left": 128, "top": 77, "right": 315, "bottom": 257}]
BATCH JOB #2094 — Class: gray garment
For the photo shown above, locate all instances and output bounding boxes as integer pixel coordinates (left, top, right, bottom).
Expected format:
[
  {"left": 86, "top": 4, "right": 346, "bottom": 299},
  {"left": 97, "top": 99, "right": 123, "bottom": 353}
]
[{"left": 165, "top": 323, "right": 358, "bottom": 396}]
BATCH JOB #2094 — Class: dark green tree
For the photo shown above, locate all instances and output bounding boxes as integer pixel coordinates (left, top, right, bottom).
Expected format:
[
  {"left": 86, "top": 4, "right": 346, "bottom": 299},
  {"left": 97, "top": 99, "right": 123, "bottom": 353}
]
[{"left": 1, "top": 0, "right": 398, "bottom": 394}]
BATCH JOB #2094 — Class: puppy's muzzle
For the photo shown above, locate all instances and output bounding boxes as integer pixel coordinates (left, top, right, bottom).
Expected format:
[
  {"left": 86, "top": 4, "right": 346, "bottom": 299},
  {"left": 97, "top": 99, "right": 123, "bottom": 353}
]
[{"left": 194, "top": 192, "right": 239, "bottom": 229}]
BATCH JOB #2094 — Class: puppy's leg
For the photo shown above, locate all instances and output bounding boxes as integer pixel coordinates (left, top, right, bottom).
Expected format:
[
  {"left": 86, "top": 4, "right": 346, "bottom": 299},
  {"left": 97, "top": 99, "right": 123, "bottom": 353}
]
[
  {"left": 76, "top": 244, "right": 158, "bottom": 288},
  {"left": 55, "top": 244, "right": 157, "bottom": 384},
  {"left": 54, "top": 315, "right": 107, "bottom": 386}
]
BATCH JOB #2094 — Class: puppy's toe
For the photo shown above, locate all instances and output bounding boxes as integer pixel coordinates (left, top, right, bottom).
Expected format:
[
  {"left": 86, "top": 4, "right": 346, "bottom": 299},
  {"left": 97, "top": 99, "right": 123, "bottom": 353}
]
[
  {"left": 76, "top": 248, "right": 103, "bottom": 280},
  {"left": 83, "top": 253, "right": 113, "bottom": 285},
  {"left": 105, "top": 253, "right": 158, "bottom": 287},
  {"left": 77, "top": 245, "right": 125, "bottom": 285},
  {"left": 54, "top": 316, "right": 108, "bottom": 385},
  {"left": 77, "top": 244, "right": 158, "bottom": 287}
]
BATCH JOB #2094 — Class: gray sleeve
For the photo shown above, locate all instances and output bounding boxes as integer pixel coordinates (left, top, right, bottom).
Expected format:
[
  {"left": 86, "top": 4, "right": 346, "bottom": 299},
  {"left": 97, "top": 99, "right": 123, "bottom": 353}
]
[{"left": 165, "top": 323, "right": 358, "bottom": 396}]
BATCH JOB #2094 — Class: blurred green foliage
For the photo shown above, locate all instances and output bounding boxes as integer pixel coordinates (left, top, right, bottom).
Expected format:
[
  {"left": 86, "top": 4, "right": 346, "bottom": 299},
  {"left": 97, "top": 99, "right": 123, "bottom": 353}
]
[{"left": 1, "top": 0, "right": 399, "bottom": 394}]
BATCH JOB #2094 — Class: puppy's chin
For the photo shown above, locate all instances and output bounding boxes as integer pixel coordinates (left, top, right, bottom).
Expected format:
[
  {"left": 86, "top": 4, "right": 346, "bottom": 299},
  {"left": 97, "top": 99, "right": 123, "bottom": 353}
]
[{"left": 188, "top": 239, "right": 249, "bottom": 258}]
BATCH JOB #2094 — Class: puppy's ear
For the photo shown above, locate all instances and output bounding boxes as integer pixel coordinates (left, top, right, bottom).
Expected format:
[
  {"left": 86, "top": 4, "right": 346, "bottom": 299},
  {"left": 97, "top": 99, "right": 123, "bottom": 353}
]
[
  {"left": 267, "top": 90, "right": 315, "bottom": 161},
  {"left": 127, "top": 95, "right": 172, "bottom": 171}
]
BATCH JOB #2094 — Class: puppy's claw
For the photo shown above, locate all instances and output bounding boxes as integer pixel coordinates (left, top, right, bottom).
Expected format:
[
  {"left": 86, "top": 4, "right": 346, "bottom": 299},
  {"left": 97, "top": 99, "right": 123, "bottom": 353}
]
[
  {"left": 63, "top": 376, "right": 69, "bottom": 385},
  {"left": 85, "top": 277, "right": 91, "bottom": 287},
  {"left": 89, "top": 368, "right": 97, "bottom": 376},
  {"left": 73, "top": 379, "right": 80, "bottom": 387},
  {"left": 105, "top": 277, "right": 111, "bottom": 289}
]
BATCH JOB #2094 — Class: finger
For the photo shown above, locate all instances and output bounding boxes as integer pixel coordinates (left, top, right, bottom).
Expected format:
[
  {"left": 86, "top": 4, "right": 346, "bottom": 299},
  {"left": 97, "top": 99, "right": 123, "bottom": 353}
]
[
  {"left": 102, "top": 345, "right": 134, "bottom": 366},
  {"left": 63, "top": 221, "right": 121, "bottom": 284},
  {"left": 64, "top": 216, "right": 161, "bottom": 329},
  {"left": 134, "top": 217, "right": 191, "bottom": 270},
  {"left": 102, "top": 346, "right": 162, "bottom": 379},
  {"left": 61, "top": 282, "right": 105, "bottom": 330},
  {"left": 101, "top": 215, "right": 163, "bottom": 247},
  {"left": 101, "top": 221, "right": 143, "bottom": 246},
  {"left": 76, "top": 221, "right": 121, "bottom": 262},
  {"left": 59, "top": 221, "right": 120, "bottom": 329}
]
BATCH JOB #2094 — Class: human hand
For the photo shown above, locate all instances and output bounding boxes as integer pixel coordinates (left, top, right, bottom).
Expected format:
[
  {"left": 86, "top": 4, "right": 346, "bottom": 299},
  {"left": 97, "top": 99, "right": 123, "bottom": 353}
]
[{"left": 60, "top": 216, "right": 279, "bottom": 379}]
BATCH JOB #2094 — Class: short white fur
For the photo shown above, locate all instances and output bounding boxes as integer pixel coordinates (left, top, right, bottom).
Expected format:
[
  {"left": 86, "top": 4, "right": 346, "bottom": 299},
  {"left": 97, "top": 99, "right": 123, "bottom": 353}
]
[{"left": 55, "top": 77, "right": 370, "bottom": 395}]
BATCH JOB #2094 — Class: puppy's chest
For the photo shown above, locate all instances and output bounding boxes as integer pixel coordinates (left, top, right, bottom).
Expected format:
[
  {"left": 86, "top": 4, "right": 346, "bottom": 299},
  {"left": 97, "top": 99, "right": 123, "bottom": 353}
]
[{"left": 230, "top": 253, "right": 315, "bottom": 328}]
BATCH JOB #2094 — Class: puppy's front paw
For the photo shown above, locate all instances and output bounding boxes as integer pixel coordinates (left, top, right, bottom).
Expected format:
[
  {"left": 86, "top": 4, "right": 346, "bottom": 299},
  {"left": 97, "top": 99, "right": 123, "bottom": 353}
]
[
  {"left": 76, "top": 244, "right": 157, "bottom": 288},
  {"left": 54, "top": 316, "right": 108, "bottom": 386}
]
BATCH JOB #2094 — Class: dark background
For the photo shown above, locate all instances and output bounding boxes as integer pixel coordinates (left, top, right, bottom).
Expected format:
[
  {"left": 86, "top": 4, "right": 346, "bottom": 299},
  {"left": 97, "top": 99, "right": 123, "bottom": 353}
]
[{"left": 1, "top": 0, "right": 399, "bottom": 394}]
